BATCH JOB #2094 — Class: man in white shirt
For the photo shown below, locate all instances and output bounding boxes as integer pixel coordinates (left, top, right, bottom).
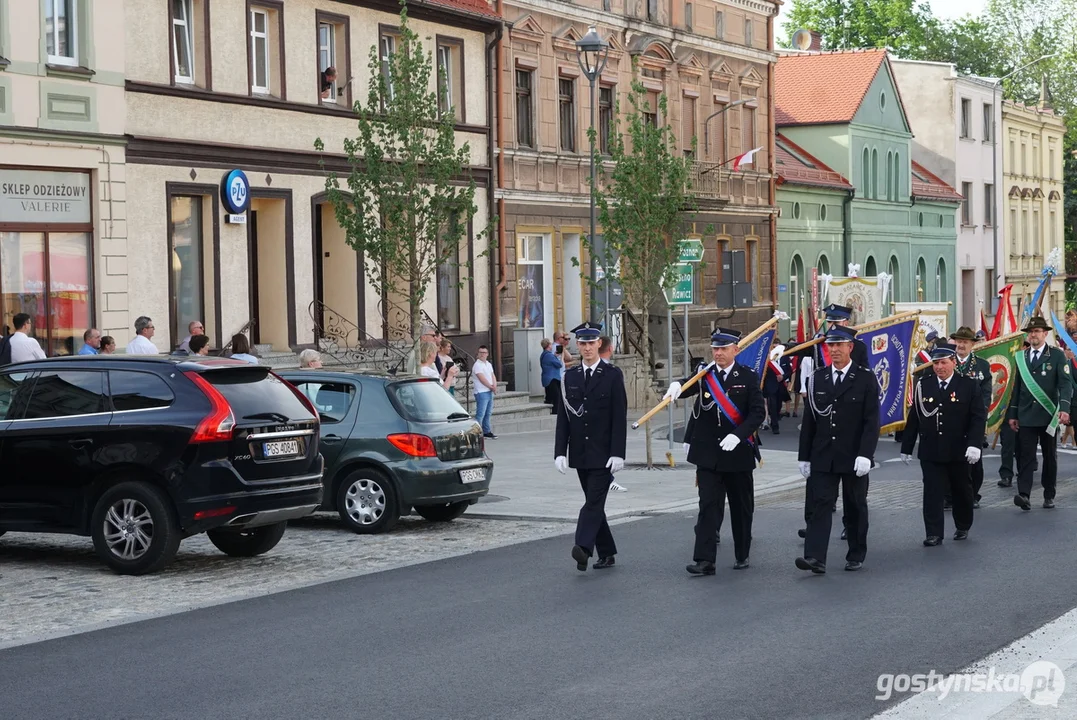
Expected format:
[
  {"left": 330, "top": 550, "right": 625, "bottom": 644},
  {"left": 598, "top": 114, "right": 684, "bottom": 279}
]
[
  {"left": 126, "top": 316, "right": 160, "bottom": 355},
  {"left": 178, "top": 320, "right": 204, "bottom": 353},
  {"left": 8, "top": 313, "right": 47, "bottom": 363},
  {"left": 472, "top": 345, "right": 497, "bottom": 439}
]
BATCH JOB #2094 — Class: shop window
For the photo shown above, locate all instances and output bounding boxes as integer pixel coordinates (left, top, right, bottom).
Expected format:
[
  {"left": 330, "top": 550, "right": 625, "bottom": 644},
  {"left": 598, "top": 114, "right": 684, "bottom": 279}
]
[
  {"left": 170, "top": 0, "right": 209, "bottom": 87},
  {"left": 515, "top": 68, "right": 534, "bottom": 148},
  {"left": 436, "top": 37, "right": 464, "bottom": 121},
  {"left": 45, "top": 0, "right": 78, "bottom": 67},
  {"left": 249, "top": 3, "right": 284, "bottom": 98},
  {"left": 317, "top": 13, "right": 350, "bottom": 106},
  {"left": 169, "top": 196, "right": 206, "bottom": 349}
]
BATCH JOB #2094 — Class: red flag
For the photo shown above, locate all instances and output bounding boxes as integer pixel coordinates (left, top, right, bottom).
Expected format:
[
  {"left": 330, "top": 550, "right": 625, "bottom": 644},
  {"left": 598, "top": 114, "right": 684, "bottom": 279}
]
[
  {"left": 796, "top": 307, "right": 806, "bottom": 343},
  {"left": 980, "top": 310, "right": 989, "bottom": 338},
  {"left": 990, "top": 284, "right": 1017, "bottom": 340},
  {"left": 731, "top": 147, "right": 762, "bottom": 172}
]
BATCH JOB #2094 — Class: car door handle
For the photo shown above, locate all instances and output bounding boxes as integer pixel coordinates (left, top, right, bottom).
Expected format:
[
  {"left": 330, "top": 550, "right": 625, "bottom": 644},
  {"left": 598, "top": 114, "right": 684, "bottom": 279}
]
[
  {"left": 68, "top": 439, "right": 94, "bottom": 450},
  {"left": 322, "top": 434, "right": 343, "bottom": 444}
]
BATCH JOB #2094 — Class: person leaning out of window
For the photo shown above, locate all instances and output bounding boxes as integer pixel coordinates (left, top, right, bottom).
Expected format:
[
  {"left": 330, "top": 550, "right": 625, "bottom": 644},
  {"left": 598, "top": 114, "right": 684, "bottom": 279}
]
[
  {"left": 540, "top": 338, "right": 564, "bottom": 416},
  {"left": 321, "top": 67, "right": 337, "bottom": 99}
]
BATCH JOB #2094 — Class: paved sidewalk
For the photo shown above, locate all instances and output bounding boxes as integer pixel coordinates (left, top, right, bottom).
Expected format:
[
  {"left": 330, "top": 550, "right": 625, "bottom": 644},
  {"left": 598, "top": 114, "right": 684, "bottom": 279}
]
[{"left": 477, "top": 417, "right": 803, "bottom": 521}]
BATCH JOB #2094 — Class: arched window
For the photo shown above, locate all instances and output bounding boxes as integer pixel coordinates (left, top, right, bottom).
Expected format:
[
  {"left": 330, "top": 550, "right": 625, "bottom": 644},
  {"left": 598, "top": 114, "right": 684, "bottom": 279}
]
[
  {"left": 936, "top": 258, "right": 947, "bottom": 302},
  {"left": 790, "top": 254, "right": 805, "bottom": 318},
  {"left": 891, "top": 151, "right": 900, "bottom": 201},
  {"left": 817, "top": 254, "right": 830, "bottom": 277},
  {"left": 865, "top": 256, "right": 877, "bottom": 278},
  {"left": 916, "top": 257, "right": 928, "bottom": 300},
  {"left": 888, "top": 255, "right": 900, "bottom": 303},
  {"left": 871, "top": 149, "right": 879, "bottom": 199},
  {"left": 885, "top": 151, "right": 893, "bottom": 201},
  {"left": 863, "top": 147, "right": 871, "bottom": 197}
]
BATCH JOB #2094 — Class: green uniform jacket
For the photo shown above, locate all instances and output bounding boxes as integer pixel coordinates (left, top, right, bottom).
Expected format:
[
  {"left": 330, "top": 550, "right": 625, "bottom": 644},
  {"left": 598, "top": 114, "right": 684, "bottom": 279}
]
[
  {"left": 1006, "top": 346, "right": 1073, "bottom": 427},
  {"left": 955, "top": 354, "right": 992, "bottom": 411}
]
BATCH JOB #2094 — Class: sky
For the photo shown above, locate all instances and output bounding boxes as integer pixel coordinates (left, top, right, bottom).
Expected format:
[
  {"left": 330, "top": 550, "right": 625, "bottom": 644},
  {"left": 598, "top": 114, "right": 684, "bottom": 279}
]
[{"left": 775, "top": 0, "right": 990, "bottom": 38}]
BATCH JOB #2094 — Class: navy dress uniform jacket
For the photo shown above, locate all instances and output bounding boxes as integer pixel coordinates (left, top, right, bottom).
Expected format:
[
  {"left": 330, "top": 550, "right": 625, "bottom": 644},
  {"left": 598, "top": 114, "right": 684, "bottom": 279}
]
[
  {"left": 555, "top": 361, "right": 628, "bottom": 469},
  {"left": 900, "top": 374, "right": 986, "bottom": 462},
  {"left": 798, "top": 363, "right": 881, "bottom": 474},
  {"left": 681, "top": 363, "right": 766, "bottom": 473}
]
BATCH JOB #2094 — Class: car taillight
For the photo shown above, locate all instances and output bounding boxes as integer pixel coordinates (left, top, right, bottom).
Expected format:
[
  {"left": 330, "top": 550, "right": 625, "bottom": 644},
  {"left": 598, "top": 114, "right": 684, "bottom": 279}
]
[
  {"left": 387, "top": 433, "right": 437, "bottom": 457},
  {"left": 184, "top": 371, "right": 236, "bottom": 443},
  {"left": 275, "top": 372, "right": 319, "bottom": 419}
]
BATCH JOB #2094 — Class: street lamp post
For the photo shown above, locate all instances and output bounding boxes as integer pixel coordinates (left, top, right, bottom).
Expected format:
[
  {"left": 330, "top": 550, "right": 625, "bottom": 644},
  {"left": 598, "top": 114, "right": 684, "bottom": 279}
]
[
  {"left": 990, "top": 53, "right": 1057, "bottom": 314},
  {"left": 576, "top": 27, "right": 611, "bottom": 332},
  {"left": 703, "top": 98, "right": 750, "bottom": 157}
]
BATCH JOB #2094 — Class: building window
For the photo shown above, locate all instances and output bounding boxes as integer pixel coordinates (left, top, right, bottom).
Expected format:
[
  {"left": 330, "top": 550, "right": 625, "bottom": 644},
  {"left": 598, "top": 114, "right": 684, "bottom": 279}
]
[
  {"left": 685, "top": 2, "right": 693, "bottom": 30},
  {"left": 1032, "top": 139, "right": 1041, "bottom": 177},
  {"left": 317, "top": 14, "right": 349, "bottom": 106},
  {"left": 716, "top": 11, "right": 724, "bottom": 40},
  {"left": 599, "top": 86, "right": 613, "bottom": 155},
  {"left": 865, "top": 256, "right": 877, "bottom": 277},
  {"left": 961, "top": 182, "right": 972, "bottom": 225},
  {"left": 1049, "top": 148, "right": 1056, "bottom": 179},
  {"left": 1021, "top": 208, "right": 1028, "bottom": 255},
  {"left": 891, "top": 151, "right": 900, "bottom": 200},
  {"left": 982, "top": 103, "right": 993, "bottom": 142},
  {"left": 647, "top": 0, "right": 657, "bottom": 22},
  {"left": 172, "top": 0, "right": 195, "bottom": 83},
  {"left": 436, "top": 218, "right": 462, "bottom": 331},
  {"left": 515, "top": 69, "right": 534, "bottom": 148},
  {"left": 741, "top": 105, "right": 755, "bottom": 155},
  {"left": 871, "top": 148, "right": 879, "bottom": 199},
  {"left": 862, "top": 147, "right": 870, "bottom": 196},
  {"left": 1009, "top": 139, "right": 1015, "bottom": 170},
  {"left": 682, "top": 95, "right": 696, "bottom": 158},
  {"left": 1010, "top": 208, "right": 1018, "bottom": 254},
  {"left": 916, "top": 257, "right": 927, "bottom": 300},
  {"left": 1021, "top": 141, "right": 1027, "bottom": 176},
  {"left": 517, "top": 234, "right": 547, "bottom": 328},
  {"left": 984, "top": 183, "right": 994, "bottom": 225},
  {"left": 379, "top": 29, "right": 399, "bottom": 104},
  {"left": 1033, "top": 209, "right": 1040, "bottom": 254},
  {"left": 643, "top": 92, "right": 658, "bottom": 128},
  {"left": 437, "top": 38, "right": 464, "bottom": 120},
  {"left": 746, "top": 237, "right": 762, "bottom": 301},
  {"left": 169, "top": 196, "right": 206, "bottom": 349},
  {"left": 887, "top": 256, "right": 900, "bottom": 303},
  {"left": 711, "top": 101, "right": 726, "bottom": 161},
  {"left": 885, "top": 152, "right": 893, "bottom": 201},
  {"left": 249, "top": 4, "right": 283, "bottom": 98},
  {"left": 558, "top": 77, "right": 576, "bottom": 152},
  {"left": 936, "top": 258, "right": 947, "bottom": 302},
  {"left": 960, "top": 98, "right": 971, "bottom": 139},
  {"left": 744, "top": 18, "right": 752, "bottom": 48},
  {"left": 45, "top": 0, "right": 78, "bottom": 66}
]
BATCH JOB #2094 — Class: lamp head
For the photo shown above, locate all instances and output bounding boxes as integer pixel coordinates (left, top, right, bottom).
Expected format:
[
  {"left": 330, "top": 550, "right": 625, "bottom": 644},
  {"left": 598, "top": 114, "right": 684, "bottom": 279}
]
[{"left": 576, "top": 26, "right": 608, "bottom": 75}]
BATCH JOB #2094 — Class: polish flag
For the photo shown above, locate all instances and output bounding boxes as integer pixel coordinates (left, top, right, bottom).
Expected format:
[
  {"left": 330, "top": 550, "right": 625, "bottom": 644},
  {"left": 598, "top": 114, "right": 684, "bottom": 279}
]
[
  {"left": 989, "top": 284, "right": 1018, "bottom": 339},
  {"left": 731, "top": 147, "right": 763, "bottom": 172}
]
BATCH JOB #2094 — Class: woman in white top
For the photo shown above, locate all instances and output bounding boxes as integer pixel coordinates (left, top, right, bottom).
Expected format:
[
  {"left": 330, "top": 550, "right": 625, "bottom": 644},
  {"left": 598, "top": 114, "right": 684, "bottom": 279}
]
[
  {"left": 228, "top": 333, "right": 259, "bottom": 364},
  {"left": 420, "top": 341, "right": 457, "bottom": 391}
]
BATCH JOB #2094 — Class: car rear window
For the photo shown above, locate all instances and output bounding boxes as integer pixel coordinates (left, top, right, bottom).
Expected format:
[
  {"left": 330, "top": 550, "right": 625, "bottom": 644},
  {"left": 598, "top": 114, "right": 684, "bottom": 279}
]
[
  {"left": 388, "top": 379, "right": 470, "bottom": 423},
  {"left": 201, "top": 368, "right": 314, "bottom": 421}
]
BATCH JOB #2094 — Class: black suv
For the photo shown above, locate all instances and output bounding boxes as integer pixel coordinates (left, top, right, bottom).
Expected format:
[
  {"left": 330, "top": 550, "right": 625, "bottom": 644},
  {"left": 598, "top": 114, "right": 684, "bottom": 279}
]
[{"left": 0, "top": 356, "right": 324, "bottom": 574}]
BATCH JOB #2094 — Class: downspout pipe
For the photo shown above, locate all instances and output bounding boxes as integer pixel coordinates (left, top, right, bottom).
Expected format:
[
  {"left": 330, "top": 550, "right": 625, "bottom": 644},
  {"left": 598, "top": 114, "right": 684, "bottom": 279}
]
[
  {"left": 766, "top": 13, "right": 778, "bottom": 316},
  {"left": 842, "top": 188, "right": 855, "bottom": 271},
  {"left": 487, "top": 9, "right": 506, "bottom": 379}
]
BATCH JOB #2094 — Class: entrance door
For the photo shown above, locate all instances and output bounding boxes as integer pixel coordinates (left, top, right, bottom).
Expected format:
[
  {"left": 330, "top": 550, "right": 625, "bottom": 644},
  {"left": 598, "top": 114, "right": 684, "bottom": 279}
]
[
  {"left": 248, "top": 210, "right": 261, "bottom": 344},
  {"left": 517, "top": 233, "right": 554, "bottom": 333},
  {"left": 562, "top": 234, "right": 583, "bottom": 333}
]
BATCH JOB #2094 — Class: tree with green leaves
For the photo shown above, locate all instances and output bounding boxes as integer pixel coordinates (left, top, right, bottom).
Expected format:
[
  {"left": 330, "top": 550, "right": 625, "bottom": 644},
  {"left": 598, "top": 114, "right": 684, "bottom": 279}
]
[
  {"left": 588, "top": 77, "right": 694, "bottom": 467},
  {"left": 315, "top": 3, "right": 486, "bottom": 341},
  {"left": 781, "top": 0, "right": 941, "bottom": 57}
]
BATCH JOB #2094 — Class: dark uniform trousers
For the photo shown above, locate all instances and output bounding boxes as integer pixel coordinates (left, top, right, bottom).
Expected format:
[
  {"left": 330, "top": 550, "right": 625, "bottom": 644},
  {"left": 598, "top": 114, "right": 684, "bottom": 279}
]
[
  {"left": 695, "top": 469, "right": 753, "bottom": 563},
  {"left": 922, "top": 460, "right": 974, "bottom": 536},
  {"left": 804, "top": 472, "right": 868, "bottom": 565},
  {"left": 575, "top": 468, "right": 617, "bottom": 558},
  {"left": 1017, "top": 426, "right": 1058, "bottom": 500},
  {"left": 999, "top": 421, "right": 1017, "bottom": 481}
]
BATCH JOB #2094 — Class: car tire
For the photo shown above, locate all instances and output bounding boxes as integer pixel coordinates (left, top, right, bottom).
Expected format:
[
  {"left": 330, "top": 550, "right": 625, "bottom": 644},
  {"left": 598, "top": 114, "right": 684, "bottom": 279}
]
[
  {"left": 337, "top": 469, "right": 399, "bottom": 534},
  {"left": 415, "top": 501, "right": 470, "bottom": 522},
  {"left": 90, "top": 481, "right": 181, "bottom": 576},
  {"left": 206, "top": 521, "right": 287, "bottom": 557}
]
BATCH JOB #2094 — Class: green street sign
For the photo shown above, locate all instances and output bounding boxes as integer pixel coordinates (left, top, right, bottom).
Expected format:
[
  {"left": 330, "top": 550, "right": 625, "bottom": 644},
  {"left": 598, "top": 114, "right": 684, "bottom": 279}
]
[
  {"left": 678, "top": 239, "right": 704, "bottom": 264},
  {"left": 665, "top": 264, "right": 694, "bottom": 305}
]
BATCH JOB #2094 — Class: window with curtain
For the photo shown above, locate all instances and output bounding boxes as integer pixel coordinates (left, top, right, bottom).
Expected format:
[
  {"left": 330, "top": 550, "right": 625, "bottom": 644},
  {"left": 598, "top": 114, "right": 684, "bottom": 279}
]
[
  {"left": 599, "top": 86, "right": 613, "bottom": 154},
  {"left": 682, "top": 95, "right": 696, "bottom": 158},
  {"left": 45, "top": 0, "right": 78, "bottom": 66}
]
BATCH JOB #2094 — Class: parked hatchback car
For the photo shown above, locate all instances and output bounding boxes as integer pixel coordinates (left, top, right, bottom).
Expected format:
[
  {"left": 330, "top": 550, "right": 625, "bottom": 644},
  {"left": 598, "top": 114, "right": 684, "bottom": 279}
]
[
  {"left": 277, "top": 370, "right": 492, "bottom": 533},
  {"left": 0, "top": 356, "right": 324, "bottom": 574}
]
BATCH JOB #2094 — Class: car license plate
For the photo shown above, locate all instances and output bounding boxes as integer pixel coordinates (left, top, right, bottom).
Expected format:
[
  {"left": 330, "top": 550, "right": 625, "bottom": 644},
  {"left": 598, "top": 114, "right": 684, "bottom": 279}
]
[
  {"left": 264, "top": 439, "right": 300, "bottom": 458},
  {"left": 460, "top": 468, "right": 486, "bottom": 484}
]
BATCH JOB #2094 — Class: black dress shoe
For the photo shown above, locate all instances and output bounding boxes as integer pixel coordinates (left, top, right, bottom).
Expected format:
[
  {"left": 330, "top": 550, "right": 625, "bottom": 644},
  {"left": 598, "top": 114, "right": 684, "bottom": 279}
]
[
  {"left": 571, "top": 545, "right": 589, "bottom": 571},
  {"left": 798, "top": 528, "right": 807, "bottom": 539},
  {"left": 733, "top": 560, "right": 750, "bottom": 570},
  {"left": 594, "top": 556, "right": 616, "bottom": 569},
  {"left": 844, "top": 561, "right": 863, "bottom": 571},
  {"left": 953, "top": 530, "right": 968, "bottom": 540},
  {"left": 840, "top": 528, "right": 847, "bottom": 540},
  {"left": 1044, "top": 498, "right": 1056, "bottom": 509},
  {"left": 998, "top": 478, "right": 1013, "bottom": 488},
  {"left": 973, "top": 501, "right": 981, "bottom": 509},
  {"left": 1014, "top": 494, "right": 1031, "bottom": 511},
  {"left": 686, "top": 560, "right": 716, "bottom": 575},
  {"left": 943, "top": 499, "right": 952, "bottom": 509},
  {"left": 923, "top": 536, "right": 943, "bottom": 547},
  {"left": 795, "top": 557, "right": 826, "bottom": 574}
]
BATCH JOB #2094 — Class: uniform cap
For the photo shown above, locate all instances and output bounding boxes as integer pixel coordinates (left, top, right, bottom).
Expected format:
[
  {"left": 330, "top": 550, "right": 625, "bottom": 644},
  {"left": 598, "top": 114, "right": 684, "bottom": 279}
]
[
  {"left": 710, "top": 327, "right": 741, "bottom": 348},
  {"left": 571, "top": 321, "right": 602, "bottom": 341},
  {"left": 823, "top": 325, "right": 857, "bottom": 344},
  {"left": 822, "top": 303, "right": 852, "bottom": 321}
]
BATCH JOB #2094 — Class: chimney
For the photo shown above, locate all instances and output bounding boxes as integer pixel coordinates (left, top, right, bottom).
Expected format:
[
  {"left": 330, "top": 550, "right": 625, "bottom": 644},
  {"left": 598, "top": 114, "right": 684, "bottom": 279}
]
[
  {"left": 809, "top": 31, "right": 823, "bottom": 51},
  {"left": 1038, "top": 73, "right": 1054, "bottom": 112}
]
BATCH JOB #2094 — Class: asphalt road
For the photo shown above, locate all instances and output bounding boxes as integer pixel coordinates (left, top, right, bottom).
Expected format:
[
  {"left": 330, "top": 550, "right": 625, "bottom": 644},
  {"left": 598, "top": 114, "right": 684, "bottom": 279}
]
[{"left": 3, "top": 498, "right": 1077, "bottom": 720}]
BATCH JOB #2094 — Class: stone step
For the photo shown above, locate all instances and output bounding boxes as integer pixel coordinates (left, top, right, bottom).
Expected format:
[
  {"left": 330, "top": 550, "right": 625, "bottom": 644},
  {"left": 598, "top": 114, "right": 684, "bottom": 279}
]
[{"left": 486, "top": 411, "right": 558, "bottom": 435}]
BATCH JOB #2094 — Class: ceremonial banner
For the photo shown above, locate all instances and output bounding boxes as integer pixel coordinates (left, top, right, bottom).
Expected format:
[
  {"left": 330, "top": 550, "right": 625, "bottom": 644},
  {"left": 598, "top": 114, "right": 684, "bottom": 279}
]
[
  {"left": 828, "top": 277, "right": 884, "bottom": 325},
  {"left": 735, "top": 318, "right": 778, "bottom": 390},
  {"left": 893, "top": 301, "right": 949, "bottom": 360},
  {"left": 977, "top": 332, "right": 1026, "bottom": 436},
  {"left": 857, "top": 314, "right": 917, "bottom": 433}
]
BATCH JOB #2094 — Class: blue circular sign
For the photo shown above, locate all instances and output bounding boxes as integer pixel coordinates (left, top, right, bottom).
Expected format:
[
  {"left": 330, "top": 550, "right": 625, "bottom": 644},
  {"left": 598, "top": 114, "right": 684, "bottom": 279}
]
[{"left": 221, "top": 169, "right": 250, "bottom": 214}]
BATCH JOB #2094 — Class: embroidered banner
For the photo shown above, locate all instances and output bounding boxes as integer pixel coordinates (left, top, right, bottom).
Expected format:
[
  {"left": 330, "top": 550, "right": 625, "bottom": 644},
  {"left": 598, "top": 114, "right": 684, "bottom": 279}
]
[
  {"left": 974, "top": 332, "right": 1025, "bottom": 436},
  {"left": 735, "top": 320, "right": 777, "bottom": 389},
  {"left": 857, "top": 314, "right": 917, "bottom": 434}
]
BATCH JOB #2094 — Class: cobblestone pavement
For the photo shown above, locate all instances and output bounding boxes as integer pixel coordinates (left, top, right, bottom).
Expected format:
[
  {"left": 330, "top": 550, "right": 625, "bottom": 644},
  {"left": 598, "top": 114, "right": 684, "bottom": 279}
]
[{"left": 0, "top": 513, "right": 573, "bottom": 648}]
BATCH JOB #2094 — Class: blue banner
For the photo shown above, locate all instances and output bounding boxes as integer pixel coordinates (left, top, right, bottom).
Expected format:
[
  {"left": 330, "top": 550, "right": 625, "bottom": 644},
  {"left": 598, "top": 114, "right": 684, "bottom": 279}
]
[
  {"left": 736, "top": 326, "right": 777, "bottom": 389},
  {"left": 857, "top": 316, "right": 917, "bottom": 433}
]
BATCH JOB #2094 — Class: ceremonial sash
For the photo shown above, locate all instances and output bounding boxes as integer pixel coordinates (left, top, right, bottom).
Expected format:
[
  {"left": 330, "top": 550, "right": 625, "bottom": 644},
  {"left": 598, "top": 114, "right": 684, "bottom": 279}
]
[
  {"left": 818, "top": 342, "right": 831, "bottom": 367},
  {"left": 768, "top": 360, "right": 783, "bottom": 378},
  {"left": 703, "top": 369, "right": 744, "bottom": 426},
  {"left": 1015, "top": 350, "right": 1060, "bottom": 435},
  {"left": 917, "top": 349, "right": 931, "bottom": 365}
]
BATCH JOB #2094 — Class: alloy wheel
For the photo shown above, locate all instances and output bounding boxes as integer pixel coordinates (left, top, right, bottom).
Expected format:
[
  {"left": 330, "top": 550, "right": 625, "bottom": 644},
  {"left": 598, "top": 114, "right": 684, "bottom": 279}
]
[{"left": 102, "top": 498, "right": 154, "bottom": 560}]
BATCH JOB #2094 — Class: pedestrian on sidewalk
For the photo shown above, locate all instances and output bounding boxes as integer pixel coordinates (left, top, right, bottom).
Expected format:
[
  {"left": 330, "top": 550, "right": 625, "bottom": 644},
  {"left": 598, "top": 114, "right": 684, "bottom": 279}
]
[
  {"left": 901, "top": 342, "right": 986, "bottom": 546},
  {"left": 540, "top": 338, "right": 563, "bottom": 415},
  {"left": 472, "top": 345, "right": 498, "bottom": 439},
  {"left": 796, "top": 325, "right": 879, "bottom": 574},
  {"left": 664, "top": 328, "right": 765, "bottom": 575},
  {"left": 1007, "top": 316, "right": 1072, "bottom": 511},
  {"left": 125, "top": 316, "right": 159, "bottom": 355},
  {"left": 599, "top": 336, "right": 627, "bottom": 493},
  {"left": 555, "top": 322, "right": 627, "bottom": 572}
]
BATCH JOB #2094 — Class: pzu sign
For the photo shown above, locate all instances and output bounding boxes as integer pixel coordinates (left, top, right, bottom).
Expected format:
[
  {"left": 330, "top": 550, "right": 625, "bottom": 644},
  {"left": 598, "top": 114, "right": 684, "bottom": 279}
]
[{"left": 220, "top": 169, "right": 251, "bottom": 214}]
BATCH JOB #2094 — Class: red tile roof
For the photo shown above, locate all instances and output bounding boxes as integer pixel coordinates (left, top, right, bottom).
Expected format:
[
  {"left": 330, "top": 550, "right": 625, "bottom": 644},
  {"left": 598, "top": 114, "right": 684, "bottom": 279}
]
[
  {"left": 775, "top": 49, "right": 889, "bottom": 126},
  {"left": 775, "top": 133, "right": 851, "bottom": 190},
  {"left": 911, "top": 161, "right": 963, "bottom": 203},
  {"left": 423, "top": 0, "right": 500, "bottom": 21}
]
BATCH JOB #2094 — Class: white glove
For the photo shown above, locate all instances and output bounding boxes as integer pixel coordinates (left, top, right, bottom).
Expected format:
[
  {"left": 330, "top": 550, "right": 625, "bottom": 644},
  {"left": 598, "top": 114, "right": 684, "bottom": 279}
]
[
  {"left": 555, "top": 456, "right": 567, "bottom": 474},
  {"left": 965, "top": 446, "right": 981, "bottom": 464},
  {"left": 606, "top": 456, "right": 625, "bottom": 474},
  {"left": 719, "top": 435, "right": 741, "bottom": 452},
  {"left": 900, "top": 454, "right": 912, "bottom": 465},
  {"left": 683, "top": 443, "right": 690, "bottom": 454},
  {"left": 663, "top": 381, "right": 682, "bottom": 402},
  {"left": 853, "top": 456, "right": 871, "bottom": 477},
  {"left": 798, "top": 461, "right": 811, "bottom": 479}
]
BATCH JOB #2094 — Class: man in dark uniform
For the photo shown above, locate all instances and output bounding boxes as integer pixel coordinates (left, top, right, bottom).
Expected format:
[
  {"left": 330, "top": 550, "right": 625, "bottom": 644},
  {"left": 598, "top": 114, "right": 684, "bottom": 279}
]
[
  {"left": 1007, "top": 315, "right": 1072, "bottom": 510},
  {"left": 763, "top": 344, "right": 790, "bottom": 434},
  {"left": 947, "top": 327, "right": 993, "bottom": 508},
  {"left": 555, "top": 322, "right": 628, "bottom": 571},
  {"left": 665, "top": 329, "right": 765, "bottom": 574},
  {"left": 900, "top": 343, "right": 986, "bottom": 545},
  {"left": 795, "top": 325, "right": 880, "bottom": 573}
]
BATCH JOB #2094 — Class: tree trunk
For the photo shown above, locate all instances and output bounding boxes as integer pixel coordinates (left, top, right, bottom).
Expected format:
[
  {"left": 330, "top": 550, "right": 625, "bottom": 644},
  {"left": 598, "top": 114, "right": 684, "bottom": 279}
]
[{"left": 641, "top": 306, "right": 653, "bottom": 469}]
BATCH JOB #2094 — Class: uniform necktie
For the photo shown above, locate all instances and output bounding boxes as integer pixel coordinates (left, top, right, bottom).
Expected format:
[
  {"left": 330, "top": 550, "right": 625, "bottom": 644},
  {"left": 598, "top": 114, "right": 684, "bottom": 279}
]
[
  {"left": 1032, "top": 350, "right": 1040, "bottom": 365},
  {"left": 834, "top": 369, "right": 844, "bottom": 386},
  {"left": 585, "top": 368, "right": 593, "bottom": 387},
  {"left": 940, "top": 379, "right": 947, "bottom": 392}
]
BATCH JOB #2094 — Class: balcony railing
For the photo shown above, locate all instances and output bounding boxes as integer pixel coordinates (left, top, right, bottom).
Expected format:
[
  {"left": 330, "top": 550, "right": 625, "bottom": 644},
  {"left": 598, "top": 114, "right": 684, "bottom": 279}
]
[{"left": 689, "top": 162, "right": 730, "bottom": 200}]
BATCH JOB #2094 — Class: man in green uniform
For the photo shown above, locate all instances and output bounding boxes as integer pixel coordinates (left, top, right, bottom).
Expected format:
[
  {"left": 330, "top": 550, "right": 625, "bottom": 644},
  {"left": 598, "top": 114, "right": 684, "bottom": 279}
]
[
  {"left": 948, "top": 327, "right": 993, "bottom": 508},
  {"left": 1006, "top": 315, "right": 1072, "bottom": 510}
]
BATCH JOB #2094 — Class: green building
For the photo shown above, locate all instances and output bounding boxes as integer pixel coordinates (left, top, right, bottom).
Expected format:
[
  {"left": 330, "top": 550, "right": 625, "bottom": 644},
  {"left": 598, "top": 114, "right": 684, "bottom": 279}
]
[{"left": 774, "top": 49, "right": 961, "bottom": 333}]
